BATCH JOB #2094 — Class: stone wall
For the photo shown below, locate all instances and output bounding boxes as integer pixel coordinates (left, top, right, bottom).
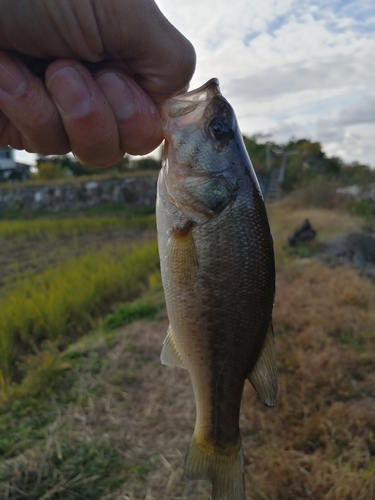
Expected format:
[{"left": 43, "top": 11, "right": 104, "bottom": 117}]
[{"left": 0, "top": 174, "right": 158, "bottom": 212}]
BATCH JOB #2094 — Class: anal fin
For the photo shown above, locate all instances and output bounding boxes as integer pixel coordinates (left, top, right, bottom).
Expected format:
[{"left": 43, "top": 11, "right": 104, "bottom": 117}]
[
  {"left": 160, "top": 325, "right": 185, "bottom": 369},
  {"left": 248, "top": 323, "right": 278, "bottom": 406}
]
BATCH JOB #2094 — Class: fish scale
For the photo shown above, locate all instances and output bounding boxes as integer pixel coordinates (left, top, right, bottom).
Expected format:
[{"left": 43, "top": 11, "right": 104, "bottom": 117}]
[{"left": 156, "top": 78, "right": 277, "bottom": 500}]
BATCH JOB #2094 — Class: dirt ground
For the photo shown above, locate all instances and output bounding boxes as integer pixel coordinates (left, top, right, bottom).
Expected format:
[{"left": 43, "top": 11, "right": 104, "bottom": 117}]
[{"left": 5, "top": 296, "right": 373, "bottom": 500}]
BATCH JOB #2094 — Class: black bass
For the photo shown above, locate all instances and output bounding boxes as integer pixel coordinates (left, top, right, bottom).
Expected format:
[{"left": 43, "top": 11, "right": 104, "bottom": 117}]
[{"left": 156, "top": 78, "right": 277, "bottom": 500}]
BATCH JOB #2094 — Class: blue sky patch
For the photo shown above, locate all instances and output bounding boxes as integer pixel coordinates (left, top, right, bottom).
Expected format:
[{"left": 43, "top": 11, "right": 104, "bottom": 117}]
[
  {"left": 243, "top": 31, "right": 260, "bottom": 46},
  {"left": 267, "top": 14, "right": 290, "bottom": 36}
]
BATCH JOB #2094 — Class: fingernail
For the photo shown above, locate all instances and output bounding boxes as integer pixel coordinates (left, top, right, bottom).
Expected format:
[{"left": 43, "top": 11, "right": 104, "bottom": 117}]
[
  {"left": 96, "top": 72, "right": 136, "bottom": 120},
  {"left": 47, "top": 67, "right": 92, "bottom": 116},
  {"left": 0, "top": 56, "right": 27, "bottom": 95}
]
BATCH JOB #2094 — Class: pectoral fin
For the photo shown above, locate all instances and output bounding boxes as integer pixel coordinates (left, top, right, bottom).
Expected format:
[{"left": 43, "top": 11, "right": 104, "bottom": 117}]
[
  {"left": 167, "top": 223, "right": 197, "bottom": 287},
  {"left": 248, "top": 324, "right": 278, "bottom": 406},
  {"left": 160, "top": 325, "right": 186, "bottom": 369}
]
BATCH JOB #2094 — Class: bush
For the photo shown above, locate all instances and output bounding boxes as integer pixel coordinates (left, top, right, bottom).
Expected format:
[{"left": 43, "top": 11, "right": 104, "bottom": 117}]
[
  {"left": 281, "top": 179, "right": 350, "bottom": 211},
  {"left": 350, "top": 198, "right": 375, "bottom": 219},
  {"left": 35, "top": 161, "right": 68, "bottom": 180}
]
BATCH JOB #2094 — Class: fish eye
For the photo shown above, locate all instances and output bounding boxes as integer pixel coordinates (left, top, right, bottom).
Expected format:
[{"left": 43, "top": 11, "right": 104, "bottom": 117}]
[{"left": 209, "top": 118, "right": 232, "bottom": 141}]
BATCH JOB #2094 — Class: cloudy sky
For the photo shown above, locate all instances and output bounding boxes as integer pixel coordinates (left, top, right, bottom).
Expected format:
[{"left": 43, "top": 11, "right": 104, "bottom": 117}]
[
  {"left": 15, "top": 0, "right": 375, "bottom": 168},
  {"left": 157, "top": 0, "right": 375, "bottom": 167}
]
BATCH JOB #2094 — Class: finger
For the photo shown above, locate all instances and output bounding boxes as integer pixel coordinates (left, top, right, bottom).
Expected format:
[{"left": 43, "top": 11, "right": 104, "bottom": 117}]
[
  {"left": 92, "top": 0, "right": 196, "bottom": 104},
  {"left": 0, "top": 51, "right": 70, "bottom": 155},
  {"left": 46, "top": 59, "right": 124, "bottom": 167},
  {"left": 0, "top": 1, "right": 196, "bottom": 106},
  {"left": 0, "top": 110, "right": 24, "bottom": 150},
  {"left": 95, "top": 70, "right": 162, "bottom": 156}
]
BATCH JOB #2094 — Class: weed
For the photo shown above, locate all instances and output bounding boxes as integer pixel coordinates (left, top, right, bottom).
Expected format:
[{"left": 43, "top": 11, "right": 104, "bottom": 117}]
[
  {"left": 104, "top": 301, "right": 158, "bottom": 330},
  {"left": 0, "top": 213, "right": 155, "bottom": 240},
  {"left": 280, "top": 180, "right": 351, "bottom": 211},
  {"left": 0, "top": 437, "right": 134, "bottom": 499},
  {"left": 282, "top": 240, "right": 324, "bottom": 259},
  {"left": 0, "top": 169, "right": 157, "bottom": 189},
  {"left": 0, "top": 204, "right": 155, "bottom": 220},
  {"left": 0, "top": 240, "right": 160, "bottom": 392}
]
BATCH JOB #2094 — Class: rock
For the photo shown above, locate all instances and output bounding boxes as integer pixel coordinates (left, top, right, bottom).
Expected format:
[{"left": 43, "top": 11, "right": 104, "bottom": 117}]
[
  {"left": 0, "top": 174, "right": 158, "bottom": 212},
  {"left": 322, "top": 233, "right": 375, "bottom": 280},
  {"left": 288, "top": 219, "right": 316, "bottom": 247},
  {"left": 85, "top": 181, "right": 99, "bottom": 190}
]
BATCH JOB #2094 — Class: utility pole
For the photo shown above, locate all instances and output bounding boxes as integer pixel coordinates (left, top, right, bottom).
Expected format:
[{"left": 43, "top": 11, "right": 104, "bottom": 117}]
[
  {"left": 272, "top": 148, "right": 298, "bottom": 183},
  {"left": 266, "top": 143, "right": 271, "bottom": 172}
]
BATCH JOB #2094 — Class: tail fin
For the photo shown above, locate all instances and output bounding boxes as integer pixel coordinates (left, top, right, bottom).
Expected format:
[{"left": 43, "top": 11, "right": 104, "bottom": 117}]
[{"left": 184, "top": 436, "right": 245, "bottom": 500}]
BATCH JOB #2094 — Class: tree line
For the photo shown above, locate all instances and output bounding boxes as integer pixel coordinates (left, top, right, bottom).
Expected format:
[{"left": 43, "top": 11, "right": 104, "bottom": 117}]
[{"left": 35, "top": 136, "right": 375, "bottom": 190}]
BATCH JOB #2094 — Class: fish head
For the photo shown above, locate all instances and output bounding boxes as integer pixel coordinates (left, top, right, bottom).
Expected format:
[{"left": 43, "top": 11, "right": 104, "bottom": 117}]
[{"left": 160, "top": 79, "right": 260, "bottom": 223}]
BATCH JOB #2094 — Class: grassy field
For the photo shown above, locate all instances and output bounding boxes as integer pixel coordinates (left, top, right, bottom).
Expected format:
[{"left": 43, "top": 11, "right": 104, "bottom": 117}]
[
  {"left": 0, "top": 213, "right": 155, "bottom": 240},
  {"left": 0, "top": 201, "right": 375, "bottom": 499},
  {"left": 0, "top": 207, "right": 159, "bottom": 394}
]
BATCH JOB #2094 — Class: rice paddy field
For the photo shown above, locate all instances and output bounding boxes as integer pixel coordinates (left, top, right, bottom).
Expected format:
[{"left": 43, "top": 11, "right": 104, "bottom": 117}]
[{"left": 0, "top": 200, "right": 374, "bottom": 499}]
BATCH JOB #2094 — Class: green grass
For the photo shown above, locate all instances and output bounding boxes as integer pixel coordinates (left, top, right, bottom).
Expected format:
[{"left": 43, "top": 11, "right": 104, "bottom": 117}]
[
  {"left": 0, "top": 204, "right": 155, "bottom": 220},
  {"left": 0, "top": 213, "right": 155, "bottom": 240},
  {"left": 104, "top": 272, "right": 164, "bottom": 330},
  {"left": 282, "top": 240, "right": 325, "bottom": 259},
  {"left": 0, "top": 168, "right": 158, "bottom": 189},
  {"left": 104, "top": 301, "right": 158, "bottom": 330},
  {"left": 0, "top": 439, "right": 130, "bottom": 499},
  {"left": 0, "top": 240, "right": 160, "bottom": 392}
]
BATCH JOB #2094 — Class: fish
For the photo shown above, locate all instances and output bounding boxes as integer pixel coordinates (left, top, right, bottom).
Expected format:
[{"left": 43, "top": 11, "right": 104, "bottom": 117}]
[{"left": 156, "top": 78, "right": 277, "bottom": 500}]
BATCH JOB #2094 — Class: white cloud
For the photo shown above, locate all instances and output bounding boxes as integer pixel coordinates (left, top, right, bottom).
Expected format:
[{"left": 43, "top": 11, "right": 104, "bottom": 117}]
[
  {"left": 156, "top": 0, "right": 375, "bottom": 166},
  {"left": 228, "top": 54, "right": 370, "bottom": 101},
  {"left": 336, "top": 95, "right": 375, "bottom": 126},
  {"left": 323, "top": 125, "right": 375, "bottom": 166}
]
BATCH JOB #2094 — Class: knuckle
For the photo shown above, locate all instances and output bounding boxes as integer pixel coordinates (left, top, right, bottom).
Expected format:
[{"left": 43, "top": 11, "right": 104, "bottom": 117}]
[{"left": 69, "top": 119, "right": 120, "bottom": 166}]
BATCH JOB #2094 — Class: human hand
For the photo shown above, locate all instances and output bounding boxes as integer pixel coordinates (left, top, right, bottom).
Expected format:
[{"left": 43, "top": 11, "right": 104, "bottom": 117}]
[{"left": 0, "top": 0, "right": 195, "bottom": 167}]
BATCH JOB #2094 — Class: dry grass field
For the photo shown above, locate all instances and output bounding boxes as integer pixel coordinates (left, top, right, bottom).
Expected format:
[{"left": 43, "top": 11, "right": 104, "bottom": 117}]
[{"left": 0, "top": 201, "right": 374, "bottom": 499}]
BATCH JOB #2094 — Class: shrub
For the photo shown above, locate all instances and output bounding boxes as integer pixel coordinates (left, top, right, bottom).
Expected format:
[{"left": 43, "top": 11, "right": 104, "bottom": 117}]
[
  {"left": 350, "top": 198, "right": 375, "bottom": 219},
  {"left": 35, "top": 161, "right": 68, "bottom": 180}
]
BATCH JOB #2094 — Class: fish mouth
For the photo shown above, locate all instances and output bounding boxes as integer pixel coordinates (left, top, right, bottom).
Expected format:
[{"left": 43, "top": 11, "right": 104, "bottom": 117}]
[
  {"left": 180, "top": 78, "right": 221, "bottom": 100},
  {"left": 162, "top": 78, "right": 221, "bottom": 120}
]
